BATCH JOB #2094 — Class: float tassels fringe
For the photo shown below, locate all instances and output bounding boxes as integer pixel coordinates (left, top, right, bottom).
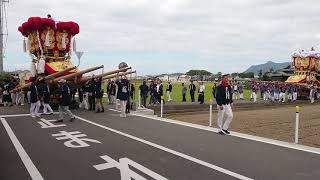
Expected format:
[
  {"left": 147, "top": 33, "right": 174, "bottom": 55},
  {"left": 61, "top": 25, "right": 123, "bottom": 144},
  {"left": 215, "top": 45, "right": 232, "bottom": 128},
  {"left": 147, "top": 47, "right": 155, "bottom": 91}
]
[{"left": 37, "top": 30, "right": 44, "bottom": 56}]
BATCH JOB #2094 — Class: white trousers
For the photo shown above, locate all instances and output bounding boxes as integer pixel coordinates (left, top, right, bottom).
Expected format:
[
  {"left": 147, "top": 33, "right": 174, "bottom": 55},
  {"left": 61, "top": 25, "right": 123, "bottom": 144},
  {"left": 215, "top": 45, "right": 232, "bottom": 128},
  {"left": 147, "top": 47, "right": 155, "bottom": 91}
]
[
  {"left": 274, "top": 93, "right": 279, "bottom": 100},
  {"left": 30, "top": 101, "right": 40, "bottom": 116},
  {"left": 59, "top": 105, "right": 74, "bottom": 120},
  {"left": 279, "top": 93, "right": 286, "bottom": 102},
  {"left": 120, "top": 100, "right": 127, "bottom": 117},
  {"left": 167, "top": 91, "right": 172, "bottom": 101},
  {"left": 239, "top": 93, "right": 244, "bottom": 99},
  {"left": 27, "top": 91, "right": 31, "bottom": 103},
  {"left": 287, "top": 93, "right": 293, "bottom": 101},
  {"left": 11, "top": 93, "right": 16, "bottom": 105},
  {"left": 233, "top": 92, "right": 239, "bottom": 100},
  {"left": 252, "top": 92, "right": 257, "bottom": 102},
  {"left": 263, "top": 93, "right": 267, "bottom": 100},
  {"left": 293, "top": 92, "right": 298, "bottom": 101},
  {"left": 80, "top": 93, "right": 89, "bottom": 110},
  {"left": 217, "top": 104, "right": 233, "bottom": 131},
  {"left": 43, "top": 103, "right": 53, "bottom": 114}
]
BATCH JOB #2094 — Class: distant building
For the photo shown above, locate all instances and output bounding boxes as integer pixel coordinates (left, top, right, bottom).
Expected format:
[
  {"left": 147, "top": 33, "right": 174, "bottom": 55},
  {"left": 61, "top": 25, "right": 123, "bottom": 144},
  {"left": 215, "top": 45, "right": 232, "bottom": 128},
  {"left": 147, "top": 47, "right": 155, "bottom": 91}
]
[{"left": 178, "top": 74, "right": 191, "bottom": 82}]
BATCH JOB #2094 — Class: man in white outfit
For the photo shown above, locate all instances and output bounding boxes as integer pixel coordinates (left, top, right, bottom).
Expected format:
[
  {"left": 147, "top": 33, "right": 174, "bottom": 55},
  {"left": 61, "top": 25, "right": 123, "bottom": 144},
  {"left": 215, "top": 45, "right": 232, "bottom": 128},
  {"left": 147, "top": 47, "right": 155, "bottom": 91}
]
[{"left": 216, "top": 74, "right": 233, "bottom": 135}]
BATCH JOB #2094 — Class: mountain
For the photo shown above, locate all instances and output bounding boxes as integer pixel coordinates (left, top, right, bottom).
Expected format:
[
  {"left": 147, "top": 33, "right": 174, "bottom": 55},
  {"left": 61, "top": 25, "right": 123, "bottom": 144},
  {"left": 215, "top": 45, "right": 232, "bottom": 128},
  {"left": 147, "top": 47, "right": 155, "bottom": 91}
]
[{"left": 244, "top": 61, "right": 291, "bottom": 75}]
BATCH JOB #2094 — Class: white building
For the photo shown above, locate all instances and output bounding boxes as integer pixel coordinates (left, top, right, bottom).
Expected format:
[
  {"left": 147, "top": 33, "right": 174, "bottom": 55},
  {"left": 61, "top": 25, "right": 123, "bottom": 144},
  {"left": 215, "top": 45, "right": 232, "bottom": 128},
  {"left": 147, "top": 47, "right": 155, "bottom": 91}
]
[{"left": 178, "top": 74, "right": 191, "bottom": 82}]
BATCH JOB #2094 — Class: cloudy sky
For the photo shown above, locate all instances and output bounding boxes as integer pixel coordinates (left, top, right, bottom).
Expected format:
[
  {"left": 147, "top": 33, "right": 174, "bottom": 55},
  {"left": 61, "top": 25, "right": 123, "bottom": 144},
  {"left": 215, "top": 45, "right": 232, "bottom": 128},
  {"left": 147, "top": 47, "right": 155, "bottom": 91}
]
[{"left": 3, "top": 0, "right": 320, "bottom": 75}]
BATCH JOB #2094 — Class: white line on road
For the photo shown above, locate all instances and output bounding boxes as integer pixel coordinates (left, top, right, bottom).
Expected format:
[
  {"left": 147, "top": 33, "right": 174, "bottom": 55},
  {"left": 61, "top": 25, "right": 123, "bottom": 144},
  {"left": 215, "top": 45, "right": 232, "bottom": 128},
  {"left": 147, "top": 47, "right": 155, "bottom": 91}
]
[
  {"left": 0, "top": 112, "right": 59, "bottom": 118},
  {"left": 129, "top": 112, "right": 320, "bottom": 155},
  {"left": 0, "top": 118, "right": 44, "bottom": 180},
  {"left": 73, "top": 115, "right": 254, "bottom": 180}
]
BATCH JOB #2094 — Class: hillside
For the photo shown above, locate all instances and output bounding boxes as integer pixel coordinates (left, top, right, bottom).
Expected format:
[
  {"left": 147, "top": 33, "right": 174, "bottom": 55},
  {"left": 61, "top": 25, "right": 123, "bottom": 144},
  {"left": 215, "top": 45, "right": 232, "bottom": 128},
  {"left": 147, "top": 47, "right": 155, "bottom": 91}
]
[{"left": 244, "top": 61, "right": 291, "bottom": 75}]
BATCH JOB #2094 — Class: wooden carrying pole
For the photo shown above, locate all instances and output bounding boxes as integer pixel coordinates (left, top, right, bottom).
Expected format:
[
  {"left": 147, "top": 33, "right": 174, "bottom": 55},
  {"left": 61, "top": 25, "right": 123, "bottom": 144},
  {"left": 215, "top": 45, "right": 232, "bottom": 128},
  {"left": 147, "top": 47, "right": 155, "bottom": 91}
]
[
  {"left": 102, "top": 70, "right": 136, "bottom": 81},
  {"left": 10, "top": 66, "right": 78, "bottom": 93},
  {"left": 80, "top": 67, "right": 132, "bottom": 82},
  {"left": 53, "top": 65, "right": 104, "bottom": 83}
]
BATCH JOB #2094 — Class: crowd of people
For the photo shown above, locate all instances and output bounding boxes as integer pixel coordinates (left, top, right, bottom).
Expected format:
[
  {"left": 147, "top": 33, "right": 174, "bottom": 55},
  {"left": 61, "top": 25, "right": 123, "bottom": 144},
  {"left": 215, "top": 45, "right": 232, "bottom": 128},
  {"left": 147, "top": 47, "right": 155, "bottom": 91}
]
[
  {"left": 1, "top": 75, "right": 319, "bottom": 122},
  {"left": 247, "top": 81, "right": 319, "bottom": 103},
  {"left": 137, "top": 79, "right": 319, "bottom": 105},
  {"left": 0, "top": 74, "right": 136, "bottom": 119}
]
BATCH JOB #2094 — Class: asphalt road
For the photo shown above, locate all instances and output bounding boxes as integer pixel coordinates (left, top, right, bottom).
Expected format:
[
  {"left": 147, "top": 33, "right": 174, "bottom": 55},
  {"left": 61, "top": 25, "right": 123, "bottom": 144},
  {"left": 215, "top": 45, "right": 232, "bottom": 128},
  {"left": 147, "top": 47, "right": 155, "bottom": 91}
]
[{"left": 1, "top": 106, "right": 320, "bottom": 180}]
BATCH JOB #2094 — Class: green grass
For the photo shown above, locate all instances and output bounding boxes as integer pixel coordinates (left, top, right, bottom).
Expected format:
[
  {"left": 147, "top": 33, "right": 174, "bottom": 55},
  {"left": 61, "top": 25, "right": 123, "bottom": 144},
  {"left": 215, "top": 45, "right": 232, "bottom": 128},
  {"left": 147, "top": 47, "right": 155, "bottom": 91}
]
[{"left": 103, "top": 81, "right": 253, "bottom": 104}]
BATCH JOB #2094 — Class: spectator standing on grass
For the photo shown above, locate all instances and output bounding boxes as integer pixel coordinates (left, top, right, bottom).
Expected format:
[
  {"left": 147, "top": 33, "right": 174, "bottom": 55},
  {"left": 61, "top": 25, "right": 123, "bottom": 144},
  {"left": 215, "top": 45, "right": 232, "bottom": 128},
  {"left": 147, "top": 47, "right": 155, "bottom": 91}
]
[
  {"left": 182, "top": 83, "right": 187, "bottom": 102},
  {"left": 166, "top": 81, "right": 173, "bottom": 102},
  {"left": 149, "top": 80, "right": 156, "bottom": 105},
  {"left": 139, "top": 80, "right": 149, "bottom": 108},
  {"left": 216, "top": 74, "right": 233, "bottom": 135},
  {"left": 110, "top": 81, "right": 117, "bottom": 104},
  {"left": 156, "top": 79, "right": 164, "bottom": 104},
  {"left": 198, "top": 81, "right": 205, "bottom": 104},
  {"left": 189, "top": 81, "right": 196, "bottom": 102},
  {"left": 212, "top": 82, "right": 217, "bottom": 99},
  {"left": 233, "top": 82, "right": 239, "bottom": 100},
  {"left": 106, "top": 80, "right": 112, "bottom": 104},
  {"left": 126, "top": 81, "right": 135, "bottom": 114},
  {"left": 310, "top": 85, "right": 316, "bottom": 104},
  {"left": 279, "top": 85, "right": 286, "bottom": 102},
  {"left": 251, "top": 83, "right": 257, "bottom": 102},
  {"left": 292, "top": 85, "right": 298, "bottom": 101},
  {"left": 274, "top": 84, "right": 280, "bottom": 101},
  {"left": 238, "top": 82, "right": 244, "bottom": 100},
  {"left": 287, "top": 84, "right": 293, "bottom": 102}
]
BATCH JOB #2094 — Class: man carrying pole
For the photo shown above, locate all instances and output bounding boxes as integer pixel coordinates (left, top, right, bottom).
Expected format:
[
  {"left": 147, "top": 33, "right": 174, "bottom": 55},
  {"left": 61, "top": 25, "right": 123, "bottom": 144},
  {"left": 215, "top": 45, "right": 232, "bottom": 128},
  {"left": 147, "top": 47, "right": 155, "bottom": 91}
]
[{"left": 216, "top": 74, "right": 233, "bottom": 135}]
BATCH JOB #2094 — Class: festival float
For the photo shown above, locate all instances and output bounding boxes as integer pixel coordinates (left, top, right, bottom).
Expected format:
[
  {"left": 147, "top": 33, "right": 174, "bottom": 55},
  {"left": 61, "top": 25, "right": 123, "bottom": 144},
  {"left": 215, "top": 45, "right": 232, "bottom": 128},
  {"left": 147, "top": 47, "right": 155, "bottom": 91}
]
[
  {"left": 14, "top": 16, "right": 136, "bottom": 107},
  {"left": 286, "top": 48, "right": 320, "bottom": 97}
]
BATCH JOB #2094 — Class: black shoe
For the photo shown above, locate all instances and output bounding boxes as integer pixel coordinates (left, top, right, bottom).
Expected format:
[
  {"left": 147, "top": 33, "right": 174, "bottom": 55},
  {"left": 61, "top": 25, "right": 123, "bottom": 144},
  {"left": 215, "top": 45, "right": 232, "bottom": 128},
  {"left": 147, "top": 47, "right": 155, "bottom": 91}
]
[
  {"left": 55, "top": 119, "right": 63, "bottom": 123},
  {"left": 96, "top": 110, "right": 101, "bottom": 113},
  {"left": 218, "top": 131, "right": 226, "bottom": 135},
  {"left": 70, "top": 117, "right": 75, "bottom": 122},
  {"left": 222, "top": 129, "right": 230, "bottom": 134}
]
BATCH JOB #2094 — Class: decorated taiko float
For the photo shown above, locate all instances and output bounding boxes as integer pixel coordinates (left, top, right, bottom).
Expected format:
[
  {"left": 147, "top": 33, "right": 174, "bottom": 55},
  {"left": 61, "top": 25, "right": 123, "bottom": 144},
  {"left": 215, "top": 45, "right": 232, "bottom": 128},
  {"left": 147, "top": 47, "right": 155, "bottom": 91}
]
[
  {"left": 286, "top": 48, "right": 320, "bottom": 84},
  {"left": 13, "top": 16, "right": 136, "bottom": 107},
  {"left": 285, "top": 48, "right": 320, "bottom": 98}
]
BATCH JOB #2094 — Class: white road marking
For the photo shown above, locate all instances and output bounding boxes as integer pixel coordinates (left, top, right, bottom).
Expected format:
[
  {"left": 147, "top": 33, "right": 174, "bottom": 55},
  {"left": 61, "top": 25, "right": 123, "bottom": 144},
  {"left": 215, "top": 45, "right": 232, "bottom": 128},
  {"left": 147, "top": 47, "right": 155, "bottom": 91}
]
[
  {"left": 52, "top": 131, "right": 102, "bottom": 148},
  {"left": 74, "top": 115, "right": 254, "bottom": 180},
  {"left": 37, "top": 118, "right": 66, "bottom": 128},
  {"left": 94, "top": 155, "right": 169, "bottom": 180},
  {"left": 0, "top": 112, "right": 59, "bottom": 118},
  {"left": 0, "top": 118, "right": 44, "bottom": 180},
  {"left": 129, "top": 112, "right": 320, "bottom": 155}
]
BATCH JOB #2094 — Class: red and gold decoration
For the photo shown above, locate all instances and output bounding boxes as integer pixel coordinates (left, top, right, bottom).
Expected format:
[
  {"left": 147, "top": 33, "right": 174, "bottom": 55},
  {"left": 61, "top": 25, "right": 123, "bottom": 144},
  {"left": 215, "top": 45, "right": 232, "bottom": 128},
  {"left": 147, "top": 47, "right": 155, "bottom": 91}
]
[
  {"left": 18, "top": 16, "right": 80, "bottom": 76},
  {"left": 286, "top": 49, "right": 320, "bottom": 83}
]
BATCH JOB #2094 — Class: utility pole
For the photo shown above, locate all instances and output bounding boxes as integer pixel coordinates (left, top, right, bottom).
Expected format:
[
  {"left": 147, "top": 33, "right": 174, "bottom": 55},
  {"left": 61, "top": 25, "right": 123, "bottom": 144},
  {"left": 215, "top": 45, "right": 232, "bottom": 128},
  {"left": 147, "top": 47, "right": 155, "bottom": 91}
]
[{"left": 0, "top": 0, "right": 9, "bottom": 73}]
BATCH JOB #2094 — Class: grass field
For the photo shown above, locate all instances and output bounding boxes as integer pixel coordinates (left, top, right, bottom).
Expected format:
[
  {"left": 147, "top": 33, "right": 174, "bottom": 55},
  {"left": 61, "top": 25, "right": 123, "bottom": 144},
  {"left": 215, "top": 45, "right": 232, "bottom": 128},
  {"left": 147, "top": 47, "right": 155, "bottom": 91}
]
[{"left": 104, "top": 81, "right": 253, "bottom": 103}]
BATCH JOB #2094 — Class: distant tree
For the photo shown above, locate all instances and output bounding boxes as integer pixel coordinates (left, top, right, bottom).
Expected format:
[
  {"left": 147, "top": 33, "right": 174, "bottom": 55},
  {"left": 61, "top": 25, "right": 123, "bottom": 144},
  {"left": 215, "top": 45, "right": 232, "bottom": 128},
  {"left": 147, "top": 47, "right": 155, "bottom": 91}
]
[
  {"left": 186, "top": 70, "right": 212, "bottom": 76},
  {"left": 231, "top": 73, "right": 239, "bottom": 78},
  {"left": 269, "top": 68, "right": 274, "bottom": 72},
  {"left": 0, "top": 72, "right": 13, "bottom": 87},
  {"left": 258, "top": 69, "right": 263, "bottom": 80},
  {"left": 262, "top": 73, "right": 271, "bottom": 81},
  {"left": 238, "top": 72, "right": 254, "bottom": 78}
]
